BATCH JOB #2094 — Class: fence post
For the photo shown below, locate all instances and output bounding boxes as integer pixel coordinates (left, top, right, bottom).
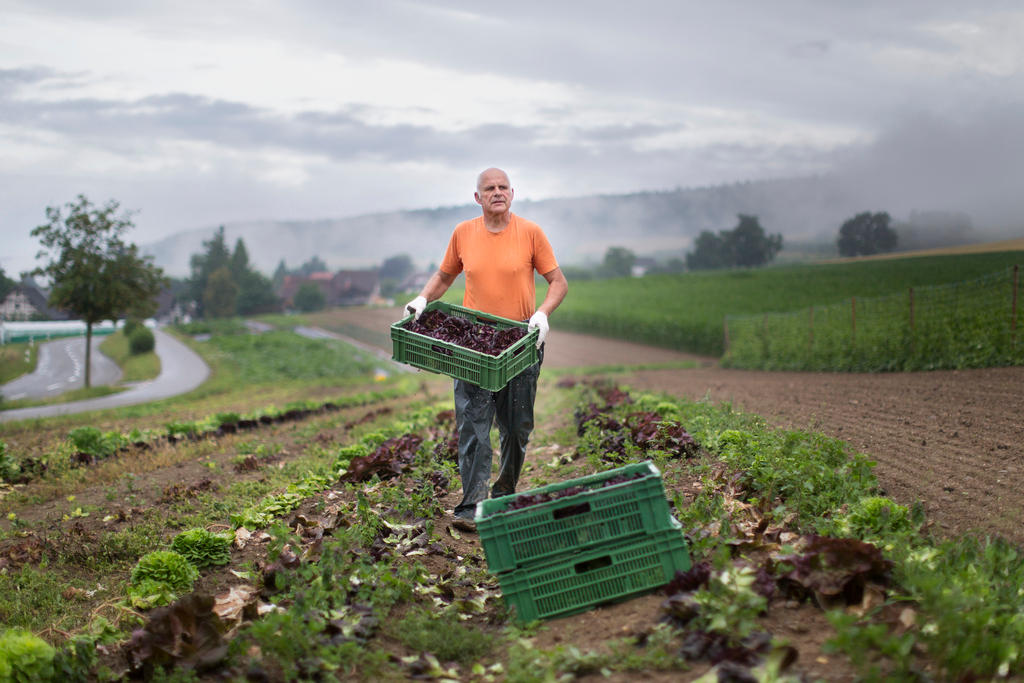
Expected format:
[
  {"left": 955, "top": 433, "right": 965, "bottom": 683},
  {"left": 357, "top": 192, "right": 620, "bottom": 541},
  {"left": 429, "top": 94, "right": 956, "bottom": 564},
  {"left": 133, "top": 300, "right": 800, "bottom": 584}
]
[
  {"left": 1013, "top": 265, "right": 1019, "bottom": 349},
  {"left": 723, "top": 316, "right": 730, "bottom": 354},
  {"left": 808, "top": 306, "right": 814, "bottom": 353},
  {"left": 851, "top": 297, "right": 856, "bottom": 346},
  {"left": 909, "top": 287, "right": 915, "bottom": 353}
]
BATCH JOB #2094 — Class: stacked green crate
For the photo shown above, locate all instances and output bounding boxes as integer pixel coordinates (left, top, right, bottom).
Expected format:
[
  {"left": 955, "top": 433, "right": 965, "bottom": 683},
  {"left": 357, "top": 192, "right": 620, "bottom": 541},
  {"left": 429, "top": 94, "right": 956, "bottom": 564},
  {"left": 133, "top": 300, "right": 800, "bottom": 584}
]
[{"left": 476, "top": 461, "right": 691, "bottom": 622}]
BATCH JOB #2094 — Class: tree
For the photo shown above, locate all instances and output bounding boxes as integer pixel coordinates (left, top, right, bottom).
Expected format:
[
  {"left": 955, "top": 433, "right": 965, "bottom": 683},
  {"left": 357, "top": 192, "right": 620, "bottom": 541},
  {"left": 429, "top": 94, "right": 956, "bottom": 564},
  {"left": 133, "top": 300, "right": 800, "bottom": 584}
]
[
  {"left": 236, "top": 270, "right": 279, "bottom": 315},
  {"left": 686, "top": 214, "right": 782, "bottom": 270},
  {"left": 724, "top": 214, "right": 783, "bottom": 267},
  {"left": 837, "top": 212, "right": 898, "bottom": 257},
  {"left": 203, "top": 266, "right": 238, "bottom": 318},
  {"left": 293, "top": 282, "right": 326, "bottom": 312},
  {"left": 31, "top": 195, "right": 168, "bottom": 387},
  {"left": 296, "top": 256, "right": 328, "bottom": 277},
  {"left": 272, "top": 259, "right": 288, "bottom": 289},
  {"left": 0, "top": 267, "right": 15, "bottom": 301},
  {"left": 686, "top": 231, "right": 728, "bottom": 270},
  {"left": 601, "top": 246, "right": 636, "bottom": 278},
  {"left": 379, "top": 254, "right": 414, "bottom": 281},
  {"left": 229, "top": 238, "right": 250, "bottom": 282},
  {"left": 187, "top": 226, "right": 231, "bottom": 317}
]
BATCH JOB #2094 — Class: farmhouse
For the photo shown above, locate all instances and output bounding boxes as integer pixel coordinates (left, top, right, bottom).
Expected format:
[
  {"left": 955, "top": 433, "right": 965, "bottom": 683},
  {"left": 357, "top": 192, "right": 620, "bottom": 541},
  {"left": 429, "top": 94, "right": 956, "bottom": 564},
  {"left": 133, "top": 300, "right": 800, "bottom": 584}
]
[
  {"left": 0, "top": 282, "right": 68, "bottom": 321},
  {"left": 278, "top": 269, "right": 380, "bottom": 309}
]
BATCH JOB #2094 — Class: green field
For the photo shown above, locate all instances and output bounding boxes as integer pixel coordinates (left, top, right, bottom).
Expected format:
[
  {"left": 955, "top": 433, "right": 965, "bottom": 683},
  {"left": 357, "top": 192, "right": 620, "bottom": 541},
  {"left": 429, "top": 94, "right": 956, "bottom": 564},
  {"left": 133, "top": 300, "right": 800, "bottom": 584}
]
[
  {"left": 0, "top": 342, "right": 37, "bottom": 385},
  {"left": 551, "top": 251, "right": 1024, "bottom": 360}
]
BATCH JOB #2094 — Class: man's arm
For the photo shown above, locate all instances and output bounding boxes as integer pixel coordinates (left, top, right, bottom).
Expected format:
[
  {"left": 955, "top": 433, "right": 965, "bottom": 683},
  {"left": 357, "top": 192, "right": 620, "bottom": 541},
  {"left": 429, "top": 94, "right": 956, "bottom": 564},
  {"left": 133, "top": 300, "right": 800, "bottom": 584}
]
[
  {"left": 537, "top": 267, "right": 568, "bottom": 316},
  {"left": 419, "top": 269, "right": 457, "bottom": 302},
  {"left": 405, "top": 269, "right": 457, "bottom": 319}
]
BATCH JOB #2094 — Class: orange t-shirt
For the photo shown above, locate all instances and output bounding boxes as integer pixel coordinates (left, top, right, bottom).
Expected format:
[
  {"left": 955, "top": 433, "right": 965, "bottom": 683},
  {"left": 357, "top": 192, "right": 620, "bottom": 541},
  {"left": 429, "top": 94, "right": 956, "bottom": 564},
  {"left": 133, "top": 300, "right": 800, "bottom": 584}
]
[{"left": 439, "top": 213, "right": 559, "bottom": 321}]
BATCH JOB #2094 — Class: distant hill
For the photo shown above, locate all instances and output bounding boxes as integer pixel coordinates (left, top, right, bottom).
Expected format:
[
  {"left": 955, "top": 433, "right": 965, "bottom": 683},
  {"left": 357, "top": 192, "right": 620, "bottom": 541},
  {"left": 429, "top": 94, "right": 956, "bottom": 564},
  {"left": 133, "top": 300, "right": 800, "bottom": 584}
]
[{"left": 141, "top": 175, "right": 988, "bottom": 277}]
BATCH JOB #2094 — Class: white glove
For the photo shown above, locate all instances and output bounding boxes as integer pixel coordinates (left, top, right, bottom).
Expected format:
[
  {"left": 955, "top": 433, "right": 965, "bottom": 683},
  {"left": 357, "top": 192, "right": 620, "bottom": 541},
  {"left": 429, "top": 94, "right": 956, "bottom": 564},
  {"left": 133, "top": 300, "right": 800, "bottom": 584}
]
[
  {"left": 405, "top": 295, "right": 427, "bottom": 320},
  {"left": 528, "top": 311, "right": 549, "bottom": 349}
]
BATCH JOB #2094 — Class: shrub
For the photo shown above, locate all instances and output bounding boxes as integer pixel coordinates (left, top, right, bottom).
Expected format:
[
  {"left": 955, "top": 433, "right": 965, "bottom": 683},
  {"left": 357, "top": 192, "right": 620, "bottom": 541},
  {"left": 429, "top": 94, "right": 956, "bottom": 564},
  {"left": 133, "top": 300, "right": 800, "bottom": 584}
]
[
  {"left": 128, "top": 551, "right": 199, "bottom": 609},
  {"left": 171, "top": 529, "right": 232, "bottom": 569},
  {"left": 122, "top": 318, "right": 143, "bottom": 337},
  {"left": 0, "top": 628, "right": 56, "bottom": 682},
  {"left": 839, "top": 495, "right": 918, "bottom": 540},
  {"left": 128, "top": 326, "right": 155, "bottom": 355},
  {"left": 67, "top": 427, "right": 124, "bottom": 459},
  {"left": 0, "top": 442, "right": 20, "bottom": 484}
]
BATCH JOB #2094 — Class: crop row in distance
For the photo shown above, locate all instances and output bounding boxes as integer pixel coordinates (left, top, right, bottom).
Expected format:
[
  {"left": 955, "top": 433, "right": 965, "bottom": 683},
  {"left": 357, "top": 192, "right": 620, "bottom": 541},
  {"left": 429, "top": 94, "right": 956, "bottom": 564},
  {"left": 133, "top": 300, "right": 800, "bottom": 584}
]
[{"left": 544, "top": 250, "right": 1024, "bottom": 357}]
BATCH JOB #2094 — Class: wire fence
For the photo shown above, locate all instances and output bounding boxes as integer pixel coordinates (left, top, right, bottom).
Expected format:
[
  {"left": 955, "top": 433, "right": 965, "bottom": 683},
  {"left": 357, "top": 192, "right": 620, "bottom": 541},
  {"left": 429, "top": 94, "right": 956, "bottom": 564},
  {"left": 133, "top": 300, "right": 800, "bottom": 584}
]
[{"left": 722, "top": 265, "right": 1022, "bottom": 372}]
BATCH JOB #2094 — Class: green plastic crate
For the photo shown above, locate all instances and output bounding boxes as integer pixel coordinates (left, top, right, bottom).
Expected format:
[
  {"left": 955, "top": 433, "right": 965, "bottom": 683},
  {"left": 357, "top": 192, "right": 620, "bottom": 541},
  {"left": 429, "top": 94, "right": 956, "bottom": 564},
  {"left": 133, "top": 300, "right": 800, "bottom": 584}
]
[
  {"left": 498, "top": 524, "right": 690, "bottom": 623},
  {"left": 476, "top": 462, "right": 676, "bottom": 574},
  {"left": 391, "top": 301, "right": 539, "bottom": 391}
]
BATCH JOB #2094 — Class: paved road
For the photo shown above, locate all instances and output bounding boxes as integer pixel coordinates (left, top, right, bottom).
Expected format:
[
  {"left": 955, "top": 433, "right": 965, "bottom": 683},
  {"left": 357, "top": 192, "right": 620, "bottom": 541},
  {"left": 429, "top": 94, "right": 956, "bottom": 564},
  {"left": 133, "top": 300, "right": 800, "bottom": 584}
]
[
  {"left": 1, "top": 335, "right": 121, "bottom": 401},
  {"left": 0, "top": 328, "right": 210, "bottom": 423}
]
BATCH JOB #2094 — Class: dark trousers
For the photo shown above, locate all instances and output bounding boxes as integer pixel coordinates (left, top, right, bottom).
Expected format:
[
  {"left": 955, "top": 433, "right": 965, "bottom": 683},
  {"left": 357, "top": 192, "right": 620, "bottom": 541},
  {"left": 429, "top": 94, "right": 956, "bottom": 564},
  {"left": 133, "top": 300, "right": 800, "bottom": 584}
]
[{"left": 452, "top": 348, "right": 542, "bottom": 519}]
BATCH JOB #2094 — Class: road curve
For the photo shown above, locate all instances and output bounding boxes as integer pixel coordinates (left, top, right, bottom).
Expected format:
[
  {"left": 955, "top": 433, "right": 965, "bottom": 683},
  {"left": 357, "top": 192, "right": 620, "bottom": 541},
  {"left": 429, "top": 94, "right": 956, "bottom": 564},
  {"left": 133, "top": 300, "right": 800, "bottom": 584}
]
[
  {"left": 0, "top": 328, "right": 210, "bottom": 423},
  {"left": 0, "top": 335, "right": 121, "bottom": 401}
]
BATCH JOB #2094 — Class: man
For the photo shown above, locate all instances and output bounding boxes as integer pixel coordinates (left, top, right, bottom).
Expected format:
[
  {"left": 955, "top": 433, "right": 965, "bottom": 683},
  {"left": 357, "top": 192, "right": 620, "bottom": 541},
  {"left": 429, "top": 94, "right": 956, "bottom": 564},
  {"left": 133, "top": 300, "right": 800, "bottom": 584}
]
[{"left": 406, "top": 167, "right": 568, "bottom": 529}]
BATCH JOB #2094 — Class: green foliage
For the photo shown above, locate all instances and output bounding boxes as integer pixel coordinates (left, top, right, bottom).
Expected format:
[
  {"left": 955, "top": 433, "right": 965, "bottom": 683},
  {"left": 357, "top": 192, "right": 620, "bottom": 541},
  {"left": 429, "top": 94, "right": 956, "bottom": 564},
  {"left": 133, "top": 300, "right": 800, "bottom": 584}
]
[
  {"left": 187, "top": 226, "right": 231, "bottom": 318},
  {"left": 201, "top": 330, "right": 377, "bottom": 384},
  {"left": 0, "top": 628, "right": 56, "bottom": 682},
  {"left": 293, "top": 281, "right": 326, "bottom": 312},
  {"left": 506, "top": 624, "right": 686, "bottom": 682},
  {"left": 394, "top": 607, "right": 494, "bottom": 664},
  {"left": 837, "top": 211, "right": 898, "bottom": 257},
  {"left": 723, "top": 264, "right": 1024, "bottom": 371},
  {"left": 174, "top": 318, "right": 248, "bottom": 336},
  {"left": 709, "top": 428, "right": 877, "bottom": 526},
  {"left": 128, "top": 551, "right": 200, "bottom": 609},
  {"left": 67, "top": 426, "right": 125, "bottom": 459},
  {"left": 30, "top": 194, "right": 168, "bottom": 386},
  {"left": 834, "top": 496, "right": 919, "bottom": 541},
  {"left": 170, "top": 528, "right": 232, "bottom": 568},
  {"left": 691, "top": 566, "right": 767, "bottom": 641},
  {"left": 556, "top": 250, "right": 1024, "bottom": 357},
  {"left": 0, "top": 266, "right": 15, "bottom": 301},
  {"left": 122, "top": 318, "right": 143, "bottom": 336},
  {"left": 825, "top": 611, "right": 917, "bottom": 680},
  {"left": 600, "top": 246, "right": 636, "bottom": 278},
  {"left": 379, "top": 253, "right": 414, "bottom": 281},
  {"left": 128, "top": 325, "right": 155, "bottom": 355},
  {"left": 687, "top": 214, "right": 782, "bottom": 270},
  {"left": 0, "top": 565, "right": 76, "bottom": 632},
  {"left": 892, "top": 537, "right": 1024, "bottom": 680},
  {"left": 203, "top": 266, "right": 238, "bottom": 319},
  {"left": 0, "top": 441, "right": 21, "bottom": 483}
]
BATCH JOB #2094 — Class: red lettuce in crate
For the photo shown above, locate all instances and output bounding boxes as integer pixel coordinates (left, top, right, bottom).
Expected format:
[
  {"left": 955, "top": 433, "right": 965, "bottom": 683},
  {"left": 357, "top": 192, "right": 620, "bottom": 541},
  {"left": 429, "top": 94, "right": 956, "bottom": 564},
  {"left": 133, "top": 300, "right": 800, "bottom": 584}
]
[{"left": 405, "top": 309, "right": 526, "bottom": 356}]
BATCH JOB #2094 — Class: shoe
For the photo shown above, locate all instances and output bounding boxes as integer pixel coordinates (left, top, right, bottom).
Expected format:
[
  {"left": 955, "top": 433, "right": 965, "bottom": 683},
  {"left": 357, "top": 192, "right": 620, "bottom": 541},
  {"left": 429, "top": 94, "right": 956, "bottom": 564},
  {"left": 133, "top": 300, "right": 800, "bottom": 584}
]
[{"left": 451, "top": 517, "right": 477, "bottom": 533}]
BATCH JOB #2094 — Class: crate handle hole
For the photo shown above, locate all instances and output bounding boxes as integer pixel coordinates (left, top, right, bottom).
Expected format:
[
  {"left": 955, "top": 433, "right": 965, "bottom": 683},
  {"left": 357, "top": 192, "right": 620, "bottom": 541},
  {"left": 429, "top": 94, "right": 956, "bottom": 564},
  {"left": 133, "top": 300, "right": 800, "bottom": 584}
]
[
  {"left": 430, "top": 344, "right": 454, "bottom": 357},
  {"left": 574, "top": 555, "right": 612, "bottom": 574},
  {"left": 553, "top": 502, "right": 591, "bottom": 520}
]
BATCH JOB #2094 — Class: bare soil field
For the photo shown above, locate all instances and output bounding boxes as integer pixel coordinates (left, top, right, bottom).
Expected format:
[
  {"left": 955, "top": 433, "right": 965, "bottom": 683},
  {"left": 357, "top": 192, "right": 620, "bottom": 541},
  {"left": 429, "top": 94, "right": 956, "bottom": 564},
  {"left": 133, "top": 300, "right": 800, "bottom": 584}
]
[{"left": 322, "top": 305, "right": 1024, "bottom": 546}]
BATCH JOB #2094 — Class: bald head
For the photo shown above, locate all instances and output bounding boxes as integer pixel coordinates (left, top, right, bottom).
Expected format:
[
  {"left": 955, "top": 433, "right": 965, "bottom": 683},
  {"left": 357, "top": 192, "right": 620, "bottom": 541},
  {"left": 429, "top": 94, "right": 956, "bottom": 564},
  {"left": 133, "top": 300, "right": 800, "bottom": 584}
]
[{"left": 477, "top": 167, "right": 511, "bottom": 191}]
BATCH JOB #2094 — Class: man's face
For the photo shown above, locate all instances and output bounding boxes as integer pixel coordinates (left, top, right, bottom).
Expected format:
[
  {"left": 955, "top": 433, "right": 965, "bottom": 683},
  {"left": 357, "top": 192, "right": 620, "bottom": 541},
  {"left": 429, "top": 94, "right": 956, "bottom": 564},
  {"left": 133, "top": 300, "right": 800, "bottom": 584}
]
[{"left": 475, "top": 170, "right": 513, "bottom": 214}]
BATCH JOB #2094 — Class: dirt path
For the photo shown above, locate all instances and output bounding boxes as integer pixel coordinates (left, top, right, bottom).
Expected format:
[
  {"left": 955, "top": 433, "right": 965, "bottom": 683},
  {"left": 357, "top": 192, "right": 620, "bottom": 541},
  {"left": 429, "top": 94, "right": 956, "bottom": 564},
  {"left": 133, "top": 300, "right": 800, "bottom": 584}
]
[{"left": 317, "top": 305, "right": 1024, "bottom": 546}]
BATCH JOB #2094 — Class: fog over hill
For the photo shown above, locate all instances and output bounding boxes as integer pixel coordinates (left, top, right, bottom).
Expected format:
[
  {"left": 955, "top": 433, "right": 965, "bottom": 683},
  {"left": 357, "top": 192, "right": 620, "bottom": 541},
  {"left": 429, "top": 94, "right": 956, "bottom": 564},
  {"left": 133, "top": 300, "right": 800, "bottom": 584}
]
[{"left": 144, "top": 175, "right": 886, "bottom": 276}]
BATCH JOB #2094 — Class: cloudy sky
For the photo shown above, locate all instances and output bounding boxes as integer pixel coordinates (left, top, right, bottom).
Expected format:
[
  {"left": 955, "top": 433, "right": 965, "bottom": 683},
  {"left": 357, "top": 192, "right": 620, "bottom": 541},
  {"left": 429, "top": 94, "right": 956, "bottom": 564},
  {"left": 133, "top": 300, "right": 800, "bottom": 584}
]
[{"left": 3, "top": 0, "right": 1023, "bottom": 275}]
